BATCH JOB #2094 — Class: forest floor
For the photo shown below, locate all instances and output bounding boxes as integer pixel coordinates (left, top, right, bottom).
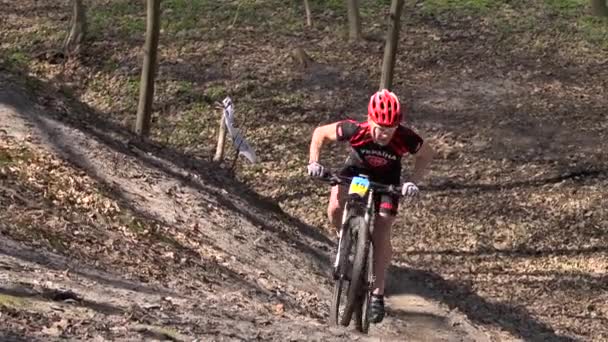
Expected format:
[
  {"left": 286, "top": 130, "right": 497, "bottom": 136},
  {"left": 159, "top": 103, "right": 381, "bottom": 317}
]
[{"left": 1, "top": 0, "right": 608, "bottom": 340}]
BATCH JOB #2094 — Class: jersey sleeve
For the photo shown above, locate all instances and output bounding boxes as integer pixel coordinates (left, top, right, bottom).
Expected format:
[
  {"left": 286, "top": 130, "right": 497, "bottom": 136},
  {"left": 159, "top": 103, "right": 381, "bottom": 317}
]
[
  {"left": 336, "top": 120, "right": 360, "bottom": 142},
  {"left": 400, "top": 127, "right": 424, "bottom": 154}
]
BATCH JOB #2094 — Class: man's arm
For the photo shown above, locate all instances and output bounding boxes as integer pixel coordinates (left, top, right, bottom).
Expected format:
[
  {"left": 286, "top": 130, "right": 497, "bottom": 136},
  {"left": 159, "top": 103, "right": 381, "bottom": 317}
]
[
  {"left": 309, "top": 123, "right": 339, "bottom": 164},
  {"left": 409, "top": 141, "right": 435, "bottom": 184}
]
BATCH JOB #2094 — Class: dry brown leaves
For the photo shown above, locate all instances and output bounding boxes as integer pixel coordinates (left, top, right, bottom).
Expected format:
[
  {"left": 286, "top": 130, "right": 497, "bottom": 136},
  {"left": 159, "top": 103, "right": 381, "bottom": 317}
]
[
  {"left": 2, "top": 0, "right": 608, "bottom": 339},
  {"left": 1, "top": 137, "right": 171, "bottom": 280}
]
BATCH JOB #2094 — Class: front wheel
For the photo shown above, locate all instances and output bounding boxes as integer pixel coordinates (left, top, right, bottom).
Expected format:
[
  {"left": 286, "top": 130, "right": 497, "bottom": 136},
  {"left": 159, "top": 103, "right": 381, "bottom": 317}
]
[
  {"left": 329, "top": 219, "right": 353, "bottom": 326},
  {"left": 340, "top": 215, "right": 369, "bottom": 326},
  {"left": 356, "top": 242, "right": 374, "bottom": 333}
]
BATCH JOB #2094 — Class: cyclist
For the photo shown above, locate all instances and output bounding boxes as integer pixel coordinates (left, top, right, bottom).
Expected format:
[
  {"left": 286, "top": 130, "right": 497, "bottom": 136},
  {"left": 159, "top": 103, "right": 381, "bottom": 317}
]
[{"left": 307, "top": 89, "right": 435, "bottom": 323}]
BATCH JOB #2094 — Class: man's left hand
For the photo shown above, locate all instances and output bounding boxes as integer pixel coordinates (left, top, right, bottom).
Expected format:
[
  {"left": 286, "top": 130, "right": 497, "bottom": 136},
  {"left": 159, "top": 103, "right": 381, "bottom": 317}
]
[{"left": 401, "top": 182, "right": 419, "bottom": 197}]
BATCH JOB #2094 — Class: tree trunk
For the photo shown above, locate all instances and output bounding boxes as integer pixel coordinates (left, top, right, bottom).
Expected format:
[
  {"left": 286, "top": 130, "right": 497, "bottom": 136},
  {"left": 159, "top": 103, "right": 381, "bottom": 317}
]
[
  {"left": 379, "top": 0, "right": 405, "bottom": 91},
  {"left": 63, "top": 0, "right": 86, "bottom": 56},
  {"left": 213, "top": 113, "right": 227, "bottom": 162},
  {"left": 346, "top": 0, "right": 361, "bottom": 42},
  {"left": 591, "top": 0, "right": 608, "bottom": 16},
  {"left": 304, "top": 0, "right": 312, "bottom": 26},
  {"left": 136, "top": 0, "right": 161, "bottom": 137}
]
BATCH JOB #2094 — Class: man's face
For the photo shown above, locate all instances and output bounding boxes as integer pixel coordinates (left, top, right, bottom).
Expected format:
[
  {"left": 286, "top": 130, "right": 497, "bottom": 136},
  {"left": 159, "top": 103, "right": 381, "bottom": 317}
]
[{"left": 369, "top": 120, "right": 397, "bottom": 146}]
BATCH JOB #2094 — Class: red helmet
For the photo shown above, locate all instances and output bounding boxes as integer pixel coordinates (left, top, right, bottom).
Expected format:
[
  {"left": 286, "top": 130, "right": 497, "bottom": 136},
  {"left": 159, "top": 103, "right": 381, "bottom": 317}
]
[{"left": 368, "top": 89, "right": 402, "bottom": 127}]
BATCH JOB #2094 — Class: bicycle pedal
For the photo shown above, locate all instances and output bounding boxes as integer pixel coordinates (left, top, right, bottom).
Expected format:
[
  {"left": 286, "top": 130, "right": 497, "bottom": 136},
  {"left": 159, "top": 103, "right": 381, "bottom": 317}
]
[
  {"left": 333, "top": 272, "right": 351, "bottom": 282},
  {"left": 332, "top": 269, "right": 340, "bottom": 280}
]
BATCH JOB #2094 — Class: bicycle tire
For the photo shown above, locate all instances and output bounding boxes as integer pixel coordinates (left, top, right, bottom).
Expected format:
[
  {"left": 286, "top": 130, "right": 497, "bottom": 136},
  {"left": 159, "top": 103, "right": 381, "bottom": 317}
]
[
  {"left": 340, "top": 215, "right": 369, "bottom": 326},
  {"left": 360, "top": 243, "right": 374, "bottom": 333},
  {"left": 353, "top": 236, "right": 374, "bottom": 333},
  {"left": 354, "top": 297, "right": 363, "bottom": 331},
  {"left": 330, "top": 279, "right": 346, "bottom": 326},
  {"left": 329, "top": 220, "right": 353, "bottom": 326}
]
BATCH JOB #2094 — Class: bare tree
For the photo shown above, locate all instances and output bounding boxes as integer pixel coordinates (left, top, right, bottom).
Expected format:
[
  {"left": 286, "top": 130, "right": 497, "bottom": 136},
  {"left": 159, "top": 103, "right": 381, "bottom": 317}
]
[
  {"left": 63, "top": 0, "right": 86, "bottom": 55},
  {"left": 346, "top": 0, "right": 362, "bottom": 41},
  {"left": 136, "top": 0, "right": 161, "bottom": 136},
  {"left": 379, "top": 0, "right": 405, "bottom": 90},
  {"left": 591, "top": 0, "right": 608, "bottom": 16},
  {"left": 304, "top": 0, "right": 312, "bottom": 27}
]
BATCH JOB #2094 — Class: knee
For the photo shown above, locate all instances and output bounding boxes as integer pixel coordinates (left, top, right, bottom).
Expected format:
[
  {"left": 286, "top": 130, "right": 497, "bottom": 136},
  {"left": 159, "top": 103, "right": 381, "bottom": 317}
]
[
  {"left": 378, "top": 211, "right": 394, "bottom": 219},
  {"left": 327, "top": 201, "right": 341, "bottom": 221}
]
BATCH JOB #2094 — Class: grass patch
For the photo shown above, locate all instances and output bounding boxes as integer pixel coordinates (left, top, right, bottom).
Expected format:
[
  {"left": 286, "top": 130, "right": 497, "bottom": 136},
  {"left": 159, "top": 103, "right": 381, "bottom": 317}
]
[
  {"left": 359, "top": 0, "right": 395, "bottom": 17},
  {"left": 9, "top": 220, "right": 70, "bottom": 254},
  {"left": 494, "top": 13, "right": 538, "bottom": 36},
  {"left": 161, "top": 0, "right": 274, "bottom": 32},
  {"left": 310, "top": 0, "right": 344, "bottom": 13},
  {"left": 168, "top": 102, "right": 215, "bottom": 147},
  {"left": 271, "top": 92, "right": 306, "bottom": 107},
  {"left": 89, "top": 1, "right": 145, "bottom": 38},
  {"left": 308, "top": 0, "right": 393, "bottom": 15},
  {"left": 177, "top": 80, "right": 193, "bottom": 93},
  {"left": 120, "top": 213, "right": 148, "bottom": 234},
  {"left": 203, "top": 84, "right": 227, "bottom": 103},
  {"left": 162, "top": 0, "right": 207, "bottom": 32},
  {"left": 161, "top": 0, "right": 309, "bottom": 34},
  {"left": 544, "top": 0, "right": 586, "bottom": 14},
  {"left": 45, "top": 233, "right": 69, "bottom": 253},
  {"left": 578, "top": 16, "right": 608, "bottom": 48},
  {"left": 0, "top": 147, "right": 34, "bottom": 166},
  {"left": 0, "top": 150, "right": 14, "bottom": 165},
  {"left": 420, "top": 0, "right": 502, "bottom": 15},
  {"left": 99, "top": 0, "right": 143, "bottom": 16},
  {"left": 234, "top": 1, "right": 298, "bottom": 30},
  {"left": 127, "top": 78, "right": 140, "bottom": 95},
  {"left": 2, "top": 50, "right": 31, "bottom": 71},
  {"left": 0, "top": 294, "right": 29, "bottom": 309},
  {"left": 131, "top": 324, "right": 188, "bottom": 341},
  {"left": 118, "top": 212, "right": 187, "bottom": 249},
  {"left": 118, "top": 16, "right": 146, "bottom": 35},
  {"left": 102, "top": 58, "right": 120, "bottom": 73}
]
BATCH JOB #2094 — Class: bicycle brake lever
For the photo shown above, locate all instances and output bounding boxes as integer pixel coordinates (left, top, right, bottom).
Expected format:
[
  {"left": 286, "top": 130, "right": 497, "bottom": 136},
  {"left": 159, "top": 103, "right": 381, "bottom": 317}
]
[{"left": 328, "top": 175, "right": 341, "bottom": 186}]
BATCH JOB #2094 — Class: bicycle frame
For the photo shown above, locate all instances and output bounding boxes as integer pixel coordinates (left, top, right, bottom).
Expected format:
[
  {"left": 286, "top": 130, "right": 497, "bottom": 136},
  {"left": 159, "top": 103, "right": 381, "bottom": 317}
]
[
  {"left": 327, "top": 172, "right": 401, "bottom": 331},
  {"left": 334, "top": 183, "right": 376, "bottom": 272}
]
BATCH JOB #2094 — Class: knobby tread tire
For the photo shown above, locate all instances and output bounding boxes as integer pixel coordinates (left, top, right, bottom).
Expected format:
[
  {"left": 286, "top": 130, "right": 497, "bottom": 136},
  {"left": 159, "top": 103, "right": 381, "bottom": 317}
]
[
  {"left": 329, "top": 221, "right": 352, "bottom": 326},
  {"left": 360, "top": 243, "right": 374, "bottom": 333},
  {"left": 330, "top": 279, "right": 344, "bottom": 326},
  {"left": 340, "top": 216, "right": 369, "bottom": 326}
]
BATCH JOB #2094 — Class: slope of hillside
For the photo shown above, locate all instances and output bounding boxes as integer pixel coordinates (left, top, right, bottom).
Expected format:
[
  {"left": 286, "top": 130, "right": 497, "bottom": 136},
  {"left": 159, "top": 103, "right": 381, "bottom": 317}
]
[
  {"left": 0, "top": 76, "right": 490, "bottom": 341},
  {"left": 2, "top": 0, "right": 607, "bottom": 340}
]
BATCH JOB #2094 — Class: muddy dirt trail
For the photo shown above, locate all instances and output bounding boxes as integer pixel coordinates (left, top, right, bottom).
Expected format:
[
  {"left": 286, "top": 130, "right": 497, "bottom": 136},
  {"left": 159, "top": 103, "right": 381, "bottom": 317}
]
[{"left": 0, "top": 78, "right": 497, "bottom": 341}]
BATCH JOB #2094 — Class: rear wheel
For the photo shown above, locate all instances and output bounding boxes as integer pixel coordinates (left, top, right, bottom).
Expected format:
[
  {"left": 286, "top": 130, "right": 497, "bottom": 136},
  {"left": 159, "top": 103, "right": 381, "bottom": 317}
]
[{"left": 340, "top": 216, "right": 369, "bottom": 326}]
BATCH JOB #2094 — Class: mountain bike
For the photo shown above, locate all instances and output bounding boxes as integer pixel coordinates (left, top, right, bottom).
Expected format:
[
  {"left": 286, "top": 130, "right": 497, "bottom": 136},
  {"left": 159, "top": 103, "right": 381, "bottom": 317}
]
[{"left": 323, "top": 172, "right": 402, "bottom": 333}]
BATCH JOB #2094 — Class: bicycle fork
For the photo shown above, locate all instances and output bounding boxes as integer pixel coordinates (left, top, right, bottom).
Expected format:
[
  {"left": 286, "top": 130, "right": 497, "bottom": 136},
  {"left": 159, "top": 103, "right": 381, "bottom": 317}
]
[{"left": 333, "top": 202, "right": 352, "bottom": 272}]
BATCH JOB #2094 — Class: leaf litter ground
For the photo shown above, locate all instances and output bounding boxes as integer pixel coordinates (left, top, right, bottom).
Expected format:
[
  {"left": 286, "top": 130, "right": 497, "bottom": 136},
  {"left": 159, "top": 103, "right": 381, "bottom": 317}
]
[{"left": 1, "top": 0, "right": 608, "bottom": 340}]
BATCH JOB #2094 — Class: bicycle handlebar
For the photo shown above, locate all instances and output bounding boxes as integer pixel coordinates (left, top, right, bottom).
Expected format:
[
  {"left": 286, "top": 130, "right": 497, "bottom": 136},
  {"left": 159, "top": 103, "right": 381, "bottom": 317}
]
[{"left": 319, "top": 172, "right": 402, "bottom": 197}]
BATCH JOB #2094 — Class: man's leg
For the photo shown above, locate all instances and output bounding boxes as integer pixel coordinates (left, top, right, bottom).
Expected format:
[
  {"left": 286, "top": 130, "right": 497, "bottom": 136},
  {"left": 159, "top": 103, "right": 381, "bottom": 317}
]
[
  {"left": 327, "top": 185, "right": 347, "bottom": 233},
  {"left": 372, "top": 214, "right": 395, "bottom": 295},
  {"left": 369, "top": 196, "right": 397, "bottom": 324}
]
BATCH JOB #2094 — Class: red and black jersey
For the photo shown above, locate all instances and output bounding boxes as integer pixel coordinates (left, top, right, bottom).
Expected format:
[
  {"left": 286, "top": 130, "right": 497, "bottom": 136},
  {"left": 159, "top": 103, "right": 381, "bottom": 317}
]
[{"left": 336, "top": 120, "right": 423, "bottom": 184}]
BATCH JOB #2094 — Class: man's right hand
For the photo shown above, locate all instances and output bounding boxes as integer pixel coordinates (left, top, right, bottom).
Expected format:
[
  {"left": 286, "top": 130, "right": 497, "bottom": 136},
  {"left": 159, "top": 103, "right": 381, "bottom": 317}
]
[{"left": 307, "top": 162, "right": 326, "bottom": 178}]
